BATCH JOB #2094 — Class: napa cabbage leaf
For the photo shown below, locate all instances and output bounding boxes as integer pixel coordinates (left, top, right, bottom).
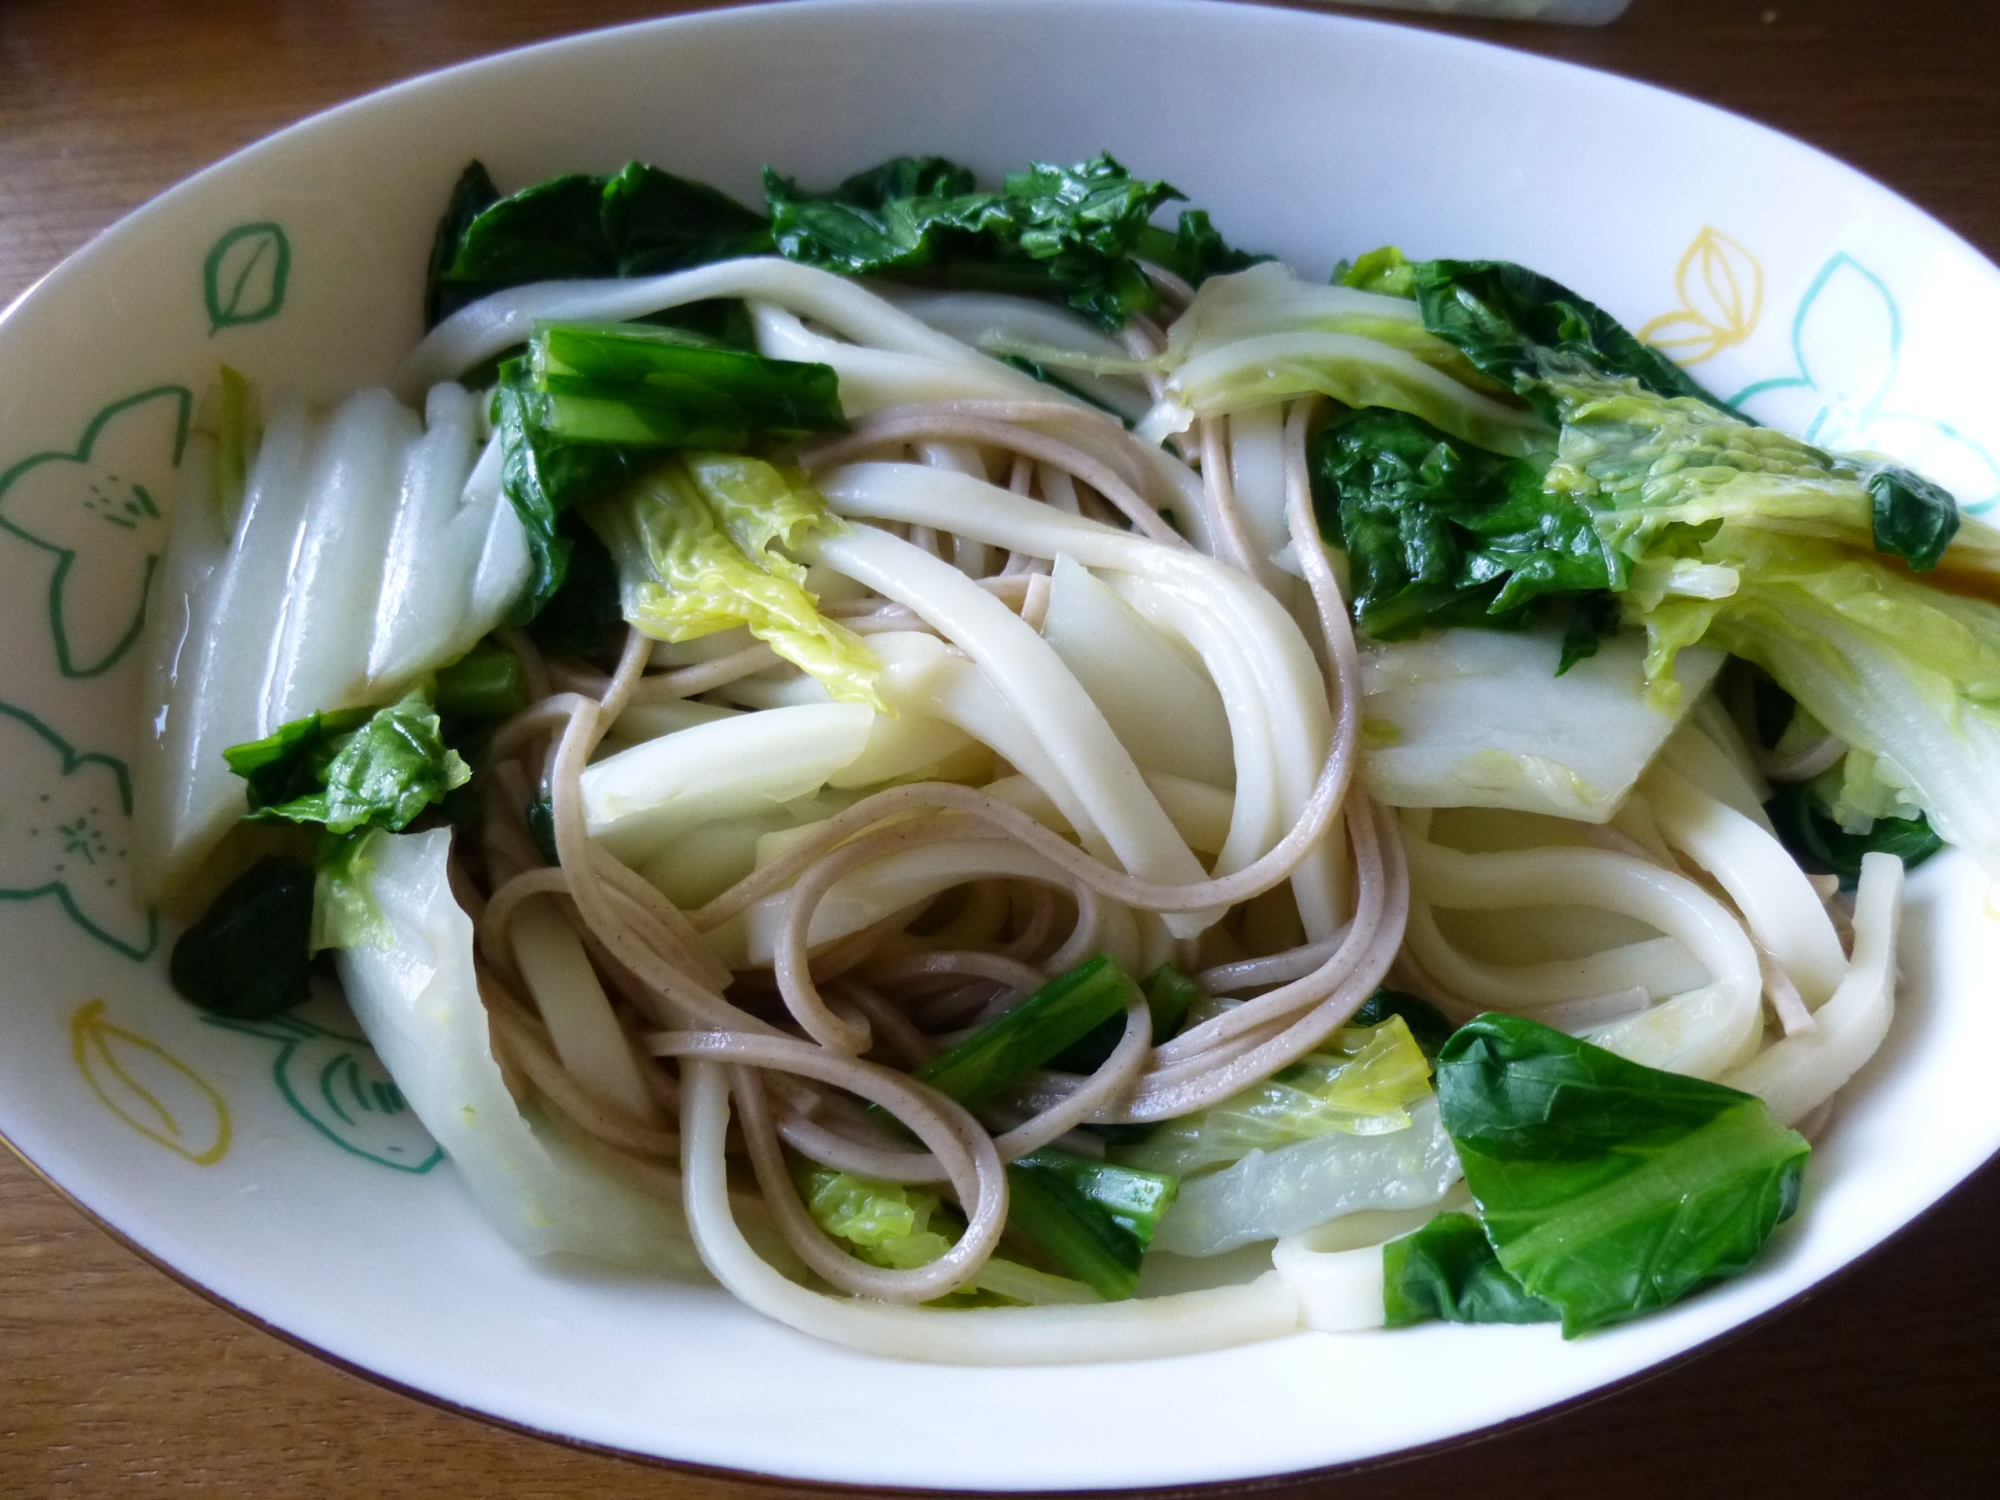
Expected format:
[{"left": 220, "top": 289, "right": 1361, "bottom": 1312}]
[{"left": 584, "top": 455, "right": 883, "bottom": 708}]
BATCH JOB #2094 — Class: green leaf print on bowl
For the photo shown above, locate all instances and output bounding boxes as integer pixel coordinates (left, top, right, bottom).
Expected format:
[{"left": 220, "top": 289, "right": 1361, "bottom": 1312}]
[
  {"left": 203, "top": 221, "right": 291, "bottom": 333},
  {"left": 205, "top": 1011, "right": 444, "bottom": 1174},
  {"left": 1730, "top": 252, "right": 2000, "bottom": 515},
  {"left": 0, "top": 385, "right": 189, "bottom": 679},
  {"left": 0, "top": 701, "right": 157, "bottom": 960}
]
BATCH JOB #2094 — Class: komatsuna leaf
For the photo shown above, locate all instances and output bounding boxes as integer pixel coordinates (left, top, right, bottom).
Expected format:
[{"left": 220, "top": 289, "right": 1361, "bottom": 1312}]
[
  {"left": 1866, "top": 462, "right": 1960, "bottom": 572},
  {"left": 1435, "top": 1013, "right": 1809, "bottom": 1337},
  {"left": 1132, "top": 209, "right": 1266, "bottom": 288},
  {"left": 1766, "top": 781, "right": 1944, "bottom": 890},
  {"left": 425, "top": 159, "right": 771, "bottom": 329},
  {"left": 424, "top": 161, "right": 502, "bottom": 328},
  {"left": 1382, "top": 1211, "right": 1560, "bottom": 1328},
  {"left": 492, "top": 365, "right": 642, "bottom": 622},
  {"left": 168, "top": 855, "right": 316, "bottom": 1018},
  {"left": 1310, "top": 406, "right": 1615, "bottom": 641},
  {"left": 231, "top": 690, "right": 471, "bottom": 836},
  {"left": 767, "top": 152, "right": 1200, "bottom": 330},
  {"left": 1411, "top": 258, "right": 1729, "bottom": 422}
]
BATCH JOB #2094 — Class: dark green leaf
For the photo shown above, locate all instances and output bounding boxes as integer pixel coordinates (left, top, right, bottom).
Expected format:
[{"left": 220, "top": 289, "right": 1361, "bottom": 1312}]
[
  {"left": 1766, "top": 782, "right": 1944, "bottom": 891},
  {"left": 433, "top": 641, "right": 530, "bottom": 722},
  {"left": 492, "top": 364, "right": 643, "bottom": 622},
  {"left": 1348, "top": 986, "right": 1456, "bottom": 1061},
  {"left": 1436, "top": 1014, "right": 1808, "bottom": 1337},
  {"left": 1003, "top": 1149, "right": 1177, "bottom": 1302},
  {"left": 230, "top": 691, "right": 471, "bottom": 836},
  {"left": 168, "top": 856, "right": 316, "bottom": 1019},
  {"left": 527, "top": 513, "right": 625, "bottom": 657},
  {"left": 1050, "top": 960, "right": 1203, "bottom": 1074},
  {"left": 446, "top": 173, "right": 615, "bottom": 286},
  {"left": 1310, "top": 406, "right": 1613, "bottom": 641},
  {"left": 1557, "top": 590, "right": 1623, "bottom": 675},
  {"left": 1133, "top": 209, "right": 1266, "bottom": 287},
  {"left": 425, "top": 159, "right": 769, "bottom": 330},
  {"left": 1865, "top": 463, "right": 1960, "bottom": 571},
  {"left": 1382, "top": 1211, "right": 1560, "bottom": 1327},
  {"left": 599, "top": 161, "right": 774, "bottom": 276},
  {"left": 914, "top": 954, "right": 1136, "bottom": 1110},
  {"left": 1411, "top": 259, "right": 1729, "bottom": 423},
  {"left": 424, "top": 162, "right": 502, "bottom": 328},
  {"left": 767, "top": 152, "right": 1190, "bottom": 330}
]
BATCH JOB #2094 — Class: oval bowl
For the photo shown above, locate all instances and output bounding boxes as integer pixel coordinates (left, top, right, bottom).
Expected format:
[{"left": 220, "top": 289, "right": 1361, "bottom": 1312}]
[{"left": 3, "top": 0, "right": 1999, "bottom": 1489}]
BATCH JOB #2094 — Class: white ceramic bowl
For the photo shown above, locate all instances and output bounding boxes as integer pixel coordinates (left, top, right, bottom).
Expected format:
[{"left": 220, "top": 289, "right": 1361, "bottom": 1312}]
[{"left": 4, "top": 1, "right": 1999, "bottom": 1489}]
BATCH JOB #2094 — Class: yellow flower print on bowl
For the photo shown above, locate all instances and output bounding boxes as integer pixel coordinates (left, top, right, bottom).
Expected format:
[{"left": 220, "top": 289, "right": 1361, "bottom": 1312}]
[{"left": 1637, "top": 226, "right": 1764, "bottom": 367}]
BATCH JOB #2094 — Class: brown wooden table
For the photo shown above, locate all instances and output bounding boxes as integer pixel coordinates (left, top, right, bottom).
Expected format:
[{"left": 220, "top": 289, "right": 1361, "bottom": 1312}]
[{"left": 4, "top": 1, "right": 1998, "bottom": 1493}]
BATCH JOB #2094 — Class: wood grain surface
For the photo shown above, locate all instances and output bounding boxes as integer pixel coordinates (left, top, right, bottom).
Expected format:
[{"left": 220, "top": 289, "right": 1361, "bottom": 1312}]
[{"left": 4, "top": 1, "right": 1999, "bottom": 1494}]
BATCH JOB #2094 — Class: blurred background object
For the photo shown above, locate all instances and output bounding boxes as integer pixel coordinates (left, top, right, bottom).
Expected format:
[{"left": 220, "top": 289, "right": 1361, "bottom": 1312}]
[{"left": 1325, "top": 0, "right": 1631, "bottom": 22}]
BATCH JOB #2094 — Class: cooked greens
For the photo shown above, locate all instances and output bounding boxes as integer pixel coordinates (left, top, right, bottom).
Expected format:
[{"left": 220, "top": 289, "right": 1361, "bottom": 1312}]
[
  {"left": 769, "top": 152, "right": 1254, "bottom": 329},
  {"left": 1423, "top": 1014, "right": 1809, "bottom": 1337},
  {"left": 167, "top": 855, "right": 317, "bottom": 1019}
]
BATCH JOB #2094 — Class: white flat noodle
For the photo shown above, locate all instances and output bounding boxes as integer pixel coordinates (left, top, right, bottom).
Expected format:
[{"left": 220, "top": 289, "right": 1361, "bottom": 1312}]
[
  {"left": 1151, "top": 1097, "right": 1463, "bottom": 1258},
  {"left": 1725, "top": 852, "right": 1903, "bottom": 1125},
  {"left": 882, "top": 287, "right": 1154, "bottom": 423},
  {"left": 263, "top": 388, "right": 421, "bottom": 730},
  {"left": 580, "top": 701, "right": 875, "bottom": 864},
  {"left": 1226, "top": 404, "right": 1291, "bottom": 566},
  {"left": 338, "top": 830, "right": 699, "bottom": 1273},
  {"left": 509, "top": 897, "right": 660, "bottom": 1123},
  {"left": 802, "top": 526, "right": 1218, "bottom": 935},
  {"left": 402, "top": 257, "right": 1012, "bottom": 395},
  {"left": 750, "top": 302, "right": 1045, "bottom": 414},
  {"left": 1043, "top": 554, "right": 1235, "bottom": 787},
  {"left": 678, "top": 1062, "right": 1301, "bottom": 1365},
  {"left": 1359, "top": 626, "right": 1725, "bottom": 822}
]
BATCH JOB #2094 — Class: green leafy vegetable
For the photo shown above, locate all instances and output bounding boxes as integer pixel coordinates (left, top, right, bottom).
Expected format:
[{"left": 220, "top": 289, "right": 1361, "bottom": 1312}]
[
  {"left": 492, "top": 321, "right": 841, "bottom": 622},
  {"left": 1118, "top": 1013, "right": 1434, "bottom": 1176},
  {"left": 1348, "top": 987, "right": 1456, "bottom": 1061},
  {"left": 912, "top": 954, "right": 1138, "bottom": 1110},
  {"left": 168, "top": 856, "right": 316, "bottom": 1019},
  {"left": 1434, "top": 1014, "right": 1809, "bottom": 1337},
  {"left": 523, "top": 320, "right": 845, "bottom": 448},
  {"left": 433, "top": 642, "right": 531, "bottom": 723},
  {"left": 230, "top": 690, "right": 471, "bottom": 835},
  {"left": 1051, "top": 960, "right": 1202, "bottom": 1074},
  {"left": 798, "top": 1160, "right": 956, "bottom": 1270},
  {"left": 1867, "top": 464, "right": 1961, "bottom": 572},
  {"left": 1410, "top": 258, "right": 1726, "bottom": 422},
  {"left": 526, "top": 515, "right": 625, "bottom": 657},
  {"left": 768, "top": 152, "right": 1252, "bottom": 330},
  {"left": 425, "top": 159, "right": 772, "bottom": 329},
  {"left": 1132, "top": 208, "right": 1266, "bottom": 288},
  {"left": 585, "top": 454, "right": 883, "bottom": 707},
  {"left": 1333, "top": 245, "right": 1416, "bottom": 299},
  {"left": 1382, "top": 1211, "right": 1560, "bottom": 1328},
  {"left": 1310, "top": 406, "right": 1613, "bottom": 640},
  {"left": 1003, "top": 1149, "right": 1178, "bottom": 1301},
  {"left": 1766, "top": 781, "right": 1943, "bottom": 890},
  {"left": 492, "top": 368, "right": 642, "bottom": 621}
]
